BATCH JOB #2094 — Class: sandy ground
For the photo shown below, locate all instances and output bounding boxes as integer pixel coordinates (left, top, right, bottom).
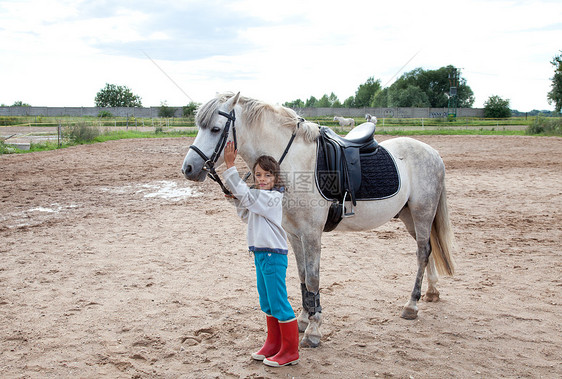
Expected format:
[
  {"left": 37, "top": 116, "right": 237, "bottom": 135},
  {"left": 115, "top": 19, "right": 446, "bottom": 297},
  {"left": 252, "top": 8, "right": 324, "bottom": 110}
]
[{"left": 1, "top": 135, "right": 561, "bottom": 378}]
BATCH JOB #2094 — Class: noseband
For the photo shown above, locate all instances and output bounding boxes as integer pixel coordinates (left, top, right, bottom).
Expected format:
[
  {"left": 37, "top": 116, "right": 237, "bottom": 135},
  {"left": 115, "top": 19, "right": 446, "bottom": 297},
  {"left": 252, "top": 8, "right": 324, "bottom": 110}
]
[{"left": 189, "top": 110, "right": 237, "bottom": 196}]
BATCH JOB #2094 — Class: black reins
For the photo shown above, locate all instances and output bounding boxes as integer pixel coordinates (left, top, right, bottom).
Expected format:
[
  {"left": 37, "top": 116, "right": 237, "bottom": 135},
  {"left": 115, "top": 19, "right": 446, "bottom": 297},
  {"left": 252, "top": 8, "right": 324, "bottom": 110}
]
[
  {"left": 189, "top": 110, "right": 302, "bottom": 196},
  {"left": 279, "top": 117, "right": 303, "bottom": 164}
]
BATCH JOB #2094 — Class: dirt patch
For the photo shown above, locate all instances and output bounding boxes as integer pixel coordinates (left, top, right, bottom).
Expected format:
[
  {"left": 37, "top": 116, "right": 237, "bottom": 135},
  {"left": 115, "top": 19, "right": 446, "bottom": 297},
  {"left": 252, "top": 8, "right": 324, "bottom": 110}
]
[{"left": 1, "top": 135, "right": 561, "bottom": 378}]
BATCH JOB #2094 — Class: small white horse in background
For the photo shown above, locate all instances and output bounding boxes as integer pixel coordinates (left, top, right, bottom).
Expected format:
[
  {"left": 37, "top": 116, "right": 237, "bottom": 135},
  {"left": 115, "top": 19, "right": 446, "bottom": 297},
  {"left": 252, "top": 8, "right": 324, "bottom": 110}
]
[
  {"left": 365, "top": 113, "right": 377, "bottom": 124},
  {"left": 182, "top": 92, "right": 455, "bottom": 348},
  {"left": 333, "top": 116, "right": 355, "bottom": 127}
]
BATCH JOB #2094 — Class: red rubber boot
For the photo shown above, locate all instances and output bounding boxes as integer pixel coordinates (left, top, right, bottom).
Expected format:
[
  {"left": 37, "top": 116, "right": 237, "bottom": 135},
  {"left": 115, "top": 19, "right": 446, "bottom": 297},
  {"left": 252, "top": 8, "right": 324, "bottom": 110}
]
[
  {"left": 263, "top": 319, "right": 299, "bottom": 367},
  {"left": 251, "top": 315, "right": 281, "bottom": 361}
]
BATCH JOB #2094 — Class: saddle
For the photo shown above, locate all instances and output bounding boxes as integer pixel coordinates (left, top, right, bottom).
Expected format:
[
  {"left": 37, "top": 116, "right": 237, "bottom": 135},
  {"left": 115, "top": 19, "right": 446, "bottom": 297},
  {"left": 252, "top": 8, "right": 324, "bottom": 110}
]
[
  {"left": 316, "top": 122, "right": 377, "bottom": 218},
  {"left": 316, "top": 122, "right": 400, "bottom": 232}
]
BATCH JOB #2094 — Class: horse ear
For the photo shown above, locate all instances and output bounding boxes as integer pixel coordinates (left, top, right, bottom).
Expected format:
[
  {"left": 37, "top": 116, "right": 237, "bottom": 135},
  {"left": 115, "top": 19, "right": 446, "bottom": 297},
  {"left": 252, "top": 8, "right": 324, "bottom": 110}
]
[{"left": 226, "top": 92, "right": 240, "bottom": 111}]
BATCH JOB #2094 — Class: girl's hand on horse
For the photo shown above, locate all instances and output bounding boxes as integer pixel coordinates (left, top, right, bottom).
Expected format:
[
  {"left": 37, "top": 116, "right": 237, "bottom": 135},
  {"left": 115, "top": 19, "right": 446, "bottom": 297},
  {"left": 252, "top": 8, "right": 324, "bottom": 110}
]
[{"left": 224, "top": 141, "right": 237, "bottom": 169}]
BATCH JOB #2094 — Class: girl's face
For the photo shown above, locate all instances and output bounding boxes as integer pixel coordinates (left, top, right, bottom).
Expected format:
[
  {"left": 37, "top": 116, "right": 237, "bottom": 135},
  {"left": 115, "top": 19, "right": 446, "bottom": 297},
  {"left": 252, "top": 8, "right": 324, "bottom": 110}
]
[{"left": 254, "top": 164, "right": 276, "bottom": 190}]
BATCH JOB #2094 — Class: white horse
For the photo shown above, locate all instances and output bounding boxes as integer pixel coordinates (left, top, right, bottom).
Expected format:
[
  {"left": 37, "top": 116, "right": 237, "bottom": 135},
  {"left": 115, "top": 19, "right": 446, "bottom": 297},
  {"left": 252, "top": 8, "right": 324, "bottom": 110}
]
[
  {"left": 182, "top": 92, "right": 455, "bottom": 348},
  {"left": 365, "top": 113, "right": 377, "bottom": 124},
  {"left": 333, "top": 116, "right": 355, "bottom": 127}
]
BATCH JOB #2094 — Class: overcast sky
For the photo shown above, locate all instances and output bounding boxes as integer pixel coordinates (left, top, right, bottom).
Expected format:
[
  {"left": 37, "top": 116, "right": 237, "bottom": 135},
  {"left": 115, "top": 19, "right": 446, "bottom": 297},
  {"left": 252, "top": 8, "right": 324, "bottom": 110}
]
[{"left": 1, "top": 0, "right": 561, "bottom": 111}]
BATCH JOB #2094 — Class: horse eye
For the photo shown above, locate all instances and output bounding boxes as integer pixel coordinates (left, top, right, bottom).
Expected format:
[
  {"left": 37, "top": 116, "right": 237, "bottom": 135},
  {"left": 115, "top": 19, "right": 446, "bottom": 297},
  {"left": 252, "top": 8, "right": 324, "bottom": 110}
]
[{"left": 210, "top": 126, "right": 221, "bottom": 133}]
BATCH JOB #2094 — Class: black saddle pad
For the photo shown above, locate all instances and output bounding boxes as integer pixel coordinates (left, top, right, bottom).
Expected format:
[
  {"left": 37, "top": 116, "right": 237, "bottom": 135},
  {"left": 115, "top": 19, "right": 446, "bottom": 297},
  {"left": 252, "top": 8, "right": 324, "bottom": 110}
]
[
  {"left": 316, "top": 144, "right": 400, "bottom": 201},
  {"left": 355, "top": 146, "right": 400, "bottom": 200}
]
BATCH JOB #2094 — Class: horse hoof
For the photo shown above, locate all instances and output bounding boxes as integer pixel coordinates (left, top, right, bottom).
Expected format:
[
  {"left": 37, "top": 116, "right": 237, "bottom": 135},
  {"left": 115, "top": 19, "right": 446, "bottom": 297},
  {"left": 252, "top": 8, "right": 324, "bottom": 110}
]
[
  {"left": 400, "top": 307, "right": 418, "bottom": 320},
  {"left": 424, "top": 290, "right": 440, "bottom": 302},
  {"left": 297, "top": 310, "right": 310, "bottom": 333},
  {"left": 300, "top": 335, "right": 320, "bottom": 348}
]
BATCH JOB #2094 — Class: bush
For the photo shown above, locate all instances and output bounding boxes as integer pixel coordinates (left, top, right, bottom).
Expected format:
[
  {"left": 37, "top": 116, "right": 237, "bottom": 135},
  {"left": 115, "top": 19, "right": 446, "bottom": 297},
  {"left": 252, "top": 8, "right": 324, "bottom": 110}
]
[
  {"left": 0, "top": 141, "right": 18, "bottom": 154},
  {"left": 0, "top": 116, "right": 18, "bottom": 126},
  {"left": 484, "top": 95, "right": 511, "bottom": 118},
  {"left": 98, "top": 110, "right": 113, "bottom": 118},
  {"left": 183, "top": 102, "right": 198, "bottom": 117},
  {"left": 158, "top": 102, "right": 176, "bottom": 118},
  {"left": 64, "top": 123, "right": 100, "bottom": 143},
  {"left": 525, "top": 116, "right": 562, "bottom": 135}
]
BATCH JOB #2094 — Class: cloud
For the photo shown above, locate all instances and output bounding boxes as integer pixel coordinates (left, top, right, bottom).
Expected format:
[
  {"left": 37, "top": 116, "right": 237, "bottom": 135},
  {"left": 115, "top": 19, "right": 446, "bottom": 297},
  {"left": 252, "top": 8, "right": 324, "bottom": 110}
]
[
  {"left": 75, "top": 0, "right": 271, "bottom": 60},
  {"left": 1, "top": 0, "right": 561, "bottom": 110}
]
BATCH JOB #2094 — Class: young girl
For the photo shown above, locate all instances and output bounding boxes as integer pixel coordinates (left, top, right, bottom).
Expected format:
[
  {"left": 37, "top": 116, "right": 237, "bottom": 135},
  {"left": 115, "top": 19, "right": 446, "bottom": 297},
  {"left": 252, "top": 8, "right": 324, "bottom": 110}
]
[{"left": 223, "top": 141, "right": 299, "bottom": 367}]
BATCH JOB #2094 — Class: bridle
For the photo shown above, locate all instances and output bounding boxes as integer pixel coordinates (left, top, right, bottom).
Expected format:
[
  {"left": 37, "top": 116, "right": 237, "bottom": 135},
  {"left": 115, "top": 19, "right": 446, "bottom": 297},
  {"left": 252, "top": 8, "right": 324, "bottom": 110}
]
[
  {"left": 188, "top": 109, "right": 302, "bottom": 196},
  {"left": 189, "top": 110, "right": 237, "bottom": 196}
]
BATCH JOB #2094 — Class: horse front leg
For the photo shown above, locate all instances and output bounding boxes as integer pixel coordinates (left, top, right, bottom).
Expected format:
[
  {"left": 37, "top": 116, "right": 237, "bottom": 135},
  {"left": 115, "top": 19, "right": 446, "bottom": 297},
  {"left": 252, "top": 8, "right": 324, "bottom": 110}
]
[
  {"left": 401, "top": 239, "right": 431, "bottom": 319},
  {"left": 301, "top": 281, "right": 322, "bottom": 348}
]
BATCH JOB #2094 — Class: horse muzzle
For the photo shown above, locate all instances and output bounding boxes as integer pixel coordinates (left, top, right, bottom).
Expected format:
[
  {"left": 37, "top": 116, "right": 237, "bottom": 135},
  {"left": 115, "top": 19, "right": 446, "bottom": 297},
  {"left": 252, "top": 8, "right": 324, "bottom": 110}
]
[{"left": 181, "top": 161, "right": 208, "bottom": 182}]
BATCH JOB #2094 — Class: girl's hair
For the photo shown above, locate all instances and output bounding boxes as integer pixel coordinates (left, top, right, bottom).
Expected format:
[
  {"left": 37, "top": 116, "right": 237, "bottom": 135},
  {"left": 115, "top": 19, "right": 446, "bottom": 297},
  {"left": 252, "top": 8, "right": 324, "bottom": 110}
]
[{"left": 252, "top": 155, "right": 284, "bottom": 189}]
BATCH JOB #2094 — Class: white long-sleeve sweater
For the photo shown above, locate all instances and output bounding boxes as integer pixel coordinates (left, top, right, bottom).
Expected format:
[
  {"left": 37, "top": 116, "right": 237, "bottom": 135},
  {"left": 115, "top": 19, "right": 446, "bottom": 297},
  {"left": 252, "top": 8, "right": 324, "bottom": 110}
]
[{"left": 223, "top": 166, "right": 288, "bottom": 255}]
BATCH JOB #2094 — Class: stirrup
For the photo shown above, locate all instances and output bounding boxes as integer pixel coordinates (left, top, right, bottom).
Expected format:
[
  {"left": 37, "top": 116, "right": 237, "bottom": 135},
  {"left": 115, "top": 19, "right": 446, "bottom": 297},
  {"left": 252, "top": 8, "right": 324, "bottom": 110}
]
[{"left": 342, "top": 192, "right": 355, "bottom": 217}]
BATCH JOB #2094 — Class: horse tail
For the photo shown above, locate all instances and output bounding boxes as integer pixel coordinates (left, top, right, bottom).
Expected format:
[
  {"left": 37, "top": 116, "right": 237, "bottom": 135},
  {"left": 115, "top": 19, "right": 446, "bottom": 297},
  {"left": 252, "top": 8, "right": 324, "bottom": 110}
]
[{"left": 430, "top": 183, "right": 456, "bottom": 276}]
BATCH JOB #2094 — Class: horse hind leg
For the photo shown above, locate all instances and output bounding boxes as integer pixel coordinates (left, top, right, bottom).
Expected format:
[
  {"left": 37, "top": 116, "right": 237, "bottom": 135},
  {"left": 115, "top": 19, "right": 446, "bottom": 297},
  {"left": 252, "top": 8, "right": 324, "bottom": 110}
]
[
  {"left": 401, "top": 238, "right": 431, "bottom": 319},
  {"left": 424, "top": 255, "right": 440, "bottom": 302},
  {"left": 398, "top": 206, "right": 434, "bottom": 319}
]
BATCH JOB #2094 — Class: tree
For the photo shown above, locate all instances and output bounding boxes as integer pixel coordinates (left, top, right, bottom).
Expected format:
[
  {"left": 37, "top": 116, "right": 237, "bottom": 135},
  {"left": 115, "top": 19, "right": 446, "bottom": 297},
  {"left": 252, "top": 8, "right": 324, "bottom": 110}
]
[
  {"left": 281, "top": 65, "right": 476, "bottom": 109},
  {"left": 388, "top": 66, "right": 474, "bottom": 108},
  {"left": 316, "top": 94, "right": 332, "bottom": 108},
  {"left": 95, "top": 83, "right": 142, "bottom": 107},
  {"left": 283, "top": 99, "right": 305, "bottom": 108},
  {"left": 183, "top": 101, "right": 199, "bottom": 117},
  {"left": 305, "top": 96, "right": 318, "bottom": 108},
  {"left": 328, "top": 92, "right": 342, "bottom": 107},
  {"left": 354, "top": 77, "right": 382, "bottom": 107},
  {"left": 372, "top": 88, "right": 389, "bottom": 107},
  {"left": 342, "top": 96, "right": 355, "bottom": 108},
  {"left": 484, "top": 95, "right": 511, "bottom": 118},
  {"left": 12, "top": 101, "right": 30, "bottom": 107},
  {"left": 390, "top": 85, "right": 430, "bottom": 107},
  {"left": 547, "top": 51, "right": 562, "bottom": 113}
]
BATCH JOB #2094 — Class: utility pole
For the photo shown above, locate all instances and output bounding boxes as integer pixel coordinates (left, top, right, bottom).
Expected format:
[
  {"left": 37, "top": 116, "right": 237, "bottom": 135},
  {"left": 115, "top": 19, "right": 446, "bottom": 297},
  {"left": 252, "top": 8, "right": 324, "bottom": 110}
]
[{"left": 448, "top": 67, "right": 459, "bottom": 119}]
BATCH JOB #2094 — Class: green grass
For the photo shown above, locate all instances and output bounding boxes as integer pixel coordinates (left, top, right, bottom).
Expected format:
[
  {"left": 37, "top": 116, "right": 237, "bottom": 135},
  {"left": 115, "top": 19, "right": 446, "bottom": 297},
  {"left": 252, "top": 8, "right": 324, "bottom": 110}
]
[
  {"left": 28, "top": 141, "right": 63, "bottom": 152},
  {"left": 525, "top": 116, "right": 562, "bottom": 136},
  {"left": 311, "top": 116, "right": 536, "bottom": 128},
  {"left": 376, "top": 129, "right": 526, "bottom": 136},
  {"left": 1, "top": 129, "right": 198, "bottom": 154},
  {"left": 0, "top": 141, "right": 19, "bottom": 154},
  {"left": 1, "top": 114, "right": 536, "bottom": 128},
  {"left": 2, "top": 114, "right": 558, "bottom": 155},
  {"left": 93, "top": 129, "right": 197, "bottom": 142},
  {"left": 0, "top": 115, "right": 197, "bottom": 128}
]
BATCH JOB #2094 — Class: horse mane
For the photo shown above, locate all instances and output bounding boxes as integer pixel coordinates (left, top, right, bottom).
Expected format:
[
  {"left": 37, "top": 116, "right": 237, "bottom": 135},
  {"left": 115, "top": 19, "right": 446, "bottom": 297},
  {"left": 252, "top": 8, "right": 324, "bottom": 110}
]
[{"left": 196, "top": 92, "right": 320, "bottom": 143}]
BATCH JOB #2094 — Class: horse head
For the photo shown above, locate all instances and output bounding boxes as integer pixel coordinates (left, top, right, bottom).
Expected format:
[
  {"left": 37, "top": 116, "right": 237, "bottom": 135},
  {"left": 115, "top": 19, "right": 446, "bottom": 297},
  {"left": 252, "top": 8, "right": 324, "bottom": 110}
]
[{"left": 182, "top": 92, "right": 241, "bottom": 182}]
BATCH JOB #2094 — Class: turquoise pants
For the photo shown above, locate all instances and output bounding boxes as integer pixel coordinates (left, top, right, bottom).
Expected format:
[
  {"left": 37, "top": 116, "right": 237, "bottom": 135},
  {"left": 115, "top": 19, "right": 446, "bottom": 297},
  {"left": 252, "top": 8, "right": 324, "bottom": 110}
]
[{"left": 254, "top": 251, "right": 295, "bottom": 322}]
